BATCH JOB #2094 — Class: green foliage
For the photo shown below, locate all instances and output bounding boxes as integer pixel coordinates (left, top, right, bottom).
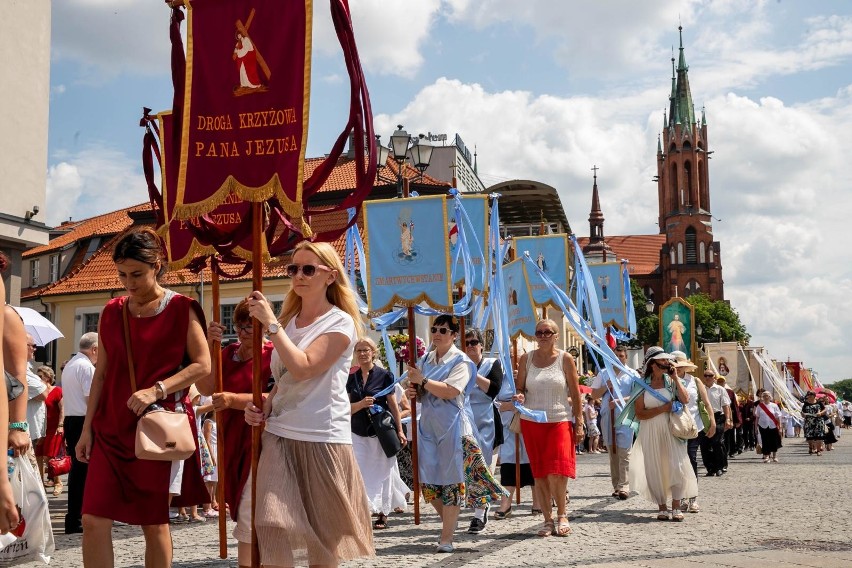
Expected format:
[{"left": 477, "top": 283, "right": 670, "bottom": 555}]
[
  {"left": 687, "top": 293, "right": 751, "bottom": 346},
  {"left": 829, "top": 378, "right": 852, "bottom": 401},
  {"left": 629, "top": 280, "right": 659, "bottom": 347}
]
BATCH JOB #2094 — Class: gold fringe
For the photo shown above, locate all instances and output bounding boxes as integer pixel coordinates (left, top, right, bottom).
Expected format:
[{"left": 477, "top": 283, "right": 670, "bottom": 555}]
[
  {"left": 170, "top": 174, "right": 304, "bottom": 221},
  {"left": 367, "top": 292, "right": 454, "bottom": 320},
  {"left": 163, "top": 235, "right": 270, "bottom": 272}
]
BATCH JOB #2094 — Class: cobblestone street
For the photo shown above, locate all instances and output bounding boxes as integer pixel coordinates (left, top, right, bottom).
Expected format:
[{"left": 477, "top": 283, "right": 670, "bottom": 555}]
[{"left": 22, "top": 435, "right": 851, "bottom": 567}]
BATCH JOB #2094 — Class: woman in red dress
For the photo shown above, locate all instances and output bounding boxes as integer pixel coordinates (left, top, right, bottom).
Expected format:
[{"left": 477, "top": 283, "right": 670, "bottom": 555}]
[
  {"left": 34, "top": 365, "right": 64, "bottom": 495},
  {"left": 76, "top": 228, "right": 211, "bottom": 568},
  {"left": 197, "top": 298, "right": 274, "bottom": 567}
]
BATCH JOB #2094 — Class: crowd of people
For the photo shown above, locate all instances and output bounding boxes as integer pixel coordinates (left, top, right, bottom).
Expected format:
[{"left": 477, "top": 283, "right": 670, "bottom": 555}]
[{"left": 1, "top": 235, "right": 847, "bottom": 567}]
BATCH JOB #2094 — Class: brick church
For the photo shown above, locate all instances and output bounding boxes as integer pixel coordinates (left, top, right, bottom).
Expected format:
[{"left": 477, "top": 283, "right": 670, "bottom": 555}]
[{"left": 579, "top": 27, "right": 725, "bottom": 308}]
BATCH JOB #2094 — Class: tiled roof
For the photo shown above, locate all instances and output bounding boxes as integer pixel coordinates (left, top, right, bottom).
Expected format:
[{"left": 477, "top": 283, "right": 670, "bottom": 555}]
[
  {"left": 24, "top": 203, "right": 150, "bottom": 257},
  {"left": 577, "top": 234, "right": 665, "bottom": 276},
  {"left": 308, "top": 156, "right": 447, "bottom": 194}
]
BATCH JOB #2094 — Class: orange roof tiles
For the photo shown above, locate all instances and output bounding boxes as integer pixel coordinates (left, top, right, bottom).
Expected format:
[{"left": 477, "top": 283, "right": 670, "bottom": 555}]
[
  {"left": 307, "top": 156, "right": 448, "bottom": 194},
  {"left": 577, "top": 234, "right": 665, "bottom": 276}
]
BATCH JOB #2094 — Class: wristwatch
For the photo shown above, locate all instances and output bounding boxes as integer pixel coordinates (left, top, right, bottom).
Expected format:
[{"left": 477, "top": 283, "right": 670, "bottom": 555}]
[
  {"left": 421, "top": 377, "right": 429, "bottom": 387},
  {"left": 9, "top": 421, "right": 28, "bottom": 432},
  {"left": 267, "top": 322, "right": 281, "bottom": 335}
]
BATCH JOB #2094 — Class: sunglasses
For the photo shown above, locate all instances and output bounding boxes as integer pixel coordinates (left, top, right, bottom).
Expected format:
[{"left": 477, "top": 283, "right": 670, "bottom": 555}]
[
  {"left": 284, "top": 263, "right": 332, "bottom": 278},
  {"left": 431, "top": 326, "right": 452, "bottom": 335},
  {"left": 534, "top": 329, "right": 555, "bottom": 338},
  {"left": 703, "top": 373, "right": 715, "bottom": 378},
  {"left": 465, "top": 339, "right": 481, "bottom": 347}
]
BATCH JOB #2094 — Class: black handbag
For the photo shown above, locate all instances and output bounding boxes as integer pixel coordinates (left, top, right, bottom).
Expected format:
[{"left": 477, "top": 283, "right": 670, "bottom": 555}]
[{"left": 369, "top": 407, "right": 402, "bottom": 458}]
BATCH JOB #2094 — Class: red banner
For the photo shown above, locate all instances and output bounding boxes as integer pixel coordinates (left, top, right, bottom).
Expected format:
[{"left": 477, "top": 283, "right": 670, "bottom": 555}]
[{"left": 171, "top": 0, "right": 311, "bottom": 233}]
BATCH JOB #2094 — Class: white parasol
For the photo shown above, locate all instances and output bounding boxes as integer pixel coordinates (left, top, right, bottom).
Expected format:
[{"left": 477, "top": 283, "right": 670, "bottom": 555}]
[{"left": 11, "top": 306, "right": 64, "bottom": 346}]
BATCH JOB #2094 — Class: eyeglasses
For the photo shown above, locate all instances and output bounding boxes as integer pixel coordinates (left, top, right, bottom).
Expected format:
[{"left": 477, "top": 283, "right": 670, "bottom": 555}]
[
  {"left": 534, "top": 329, "right": 555, "bottom": 338},
  {"left": 703, "top": 373, "right": 715, "bottom": 378},
  {"left": 235, "top": 323, "right": 253, "bottom": 333},
  {"left": 465, "top": 339, "right": 481, "bottom": 347},
  {"left": 355, "top": 348, "right": 373, "bottom": 354},
  {"left": 284, "top": 263, "right": 332, "bottom": 278},
  {"left": 431, "top": 326, "right": 452, "bottom": 335}
]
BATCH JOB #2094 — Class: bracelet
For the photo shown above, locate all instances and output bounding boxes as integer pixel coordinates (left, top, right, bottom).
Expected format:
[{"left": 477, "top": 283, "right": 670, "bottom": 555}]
[
  {"left": 9, "top": 421, "right": 28, "bottom": 432},
  {"left": 156, "top": 381, "right": 168, "bottom": 400}
]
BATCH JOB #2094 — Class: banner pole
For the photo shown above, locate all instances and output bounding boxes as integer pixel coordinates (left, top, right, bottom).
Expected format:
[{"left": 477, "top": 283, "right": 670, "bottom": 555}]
[
  {"left": 512, "top": 338, "right": 521, "bottom": 505},
  {"left": 250, "top": 202, "right": 263, "bottom": 568},
  {"left": 211, "top": 269, "right": 227, "bottom": 559}
]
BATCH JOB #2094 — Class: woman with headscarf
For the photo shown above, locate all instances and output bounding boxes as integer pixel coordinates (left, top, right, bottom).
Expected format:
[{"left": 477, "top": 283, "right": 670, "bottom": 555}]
[
  {"left": 618, "top": 347, "right": 696, "bottom": 521},
  {"left": 801, "top": 391, "right": 826, "bottom": 456}
]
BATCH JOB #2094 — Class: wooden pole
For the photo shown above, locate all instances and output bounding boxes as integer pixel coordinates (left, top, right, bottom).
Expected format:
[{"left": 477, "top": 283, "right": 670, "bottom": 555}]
[
  {"left": 512, "top": 338, "right": 521, "bottom": 505},
  {"left": 401, "top": 176, "right": 421, "bottom": 525},
  {"left": 211, "top": 270, "right": 227, "bottom": 559},
  {"left": 250, "top": 202, "right": 263, "bottom": 568}
]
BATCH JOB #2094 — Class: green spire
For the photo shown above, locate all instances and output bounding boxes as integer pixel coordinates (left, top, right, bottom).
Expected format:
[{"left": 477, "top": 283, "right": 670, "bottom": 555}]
[{"left": 673, "top": 26, "right": 696, "bottom": 126}]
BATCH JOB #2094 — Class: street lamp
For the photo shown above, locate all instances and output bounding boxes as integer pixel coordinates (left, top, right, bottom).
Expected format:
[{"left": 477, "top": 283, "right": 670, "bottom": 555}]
[
  {"left": 385, "top": 125, "right": 434, "bottom": 197},
  {"left": 390, "top": 125, "right": 411, "bottom": 198},
  {"left": 714, "top": 324, "right": 721, "bottom": 343},
  {"left": 645, "top": 298, "right": 655, "bottom": 314},
  {"left": 409, "top": 134, "right": 434, "bottom": 180}
]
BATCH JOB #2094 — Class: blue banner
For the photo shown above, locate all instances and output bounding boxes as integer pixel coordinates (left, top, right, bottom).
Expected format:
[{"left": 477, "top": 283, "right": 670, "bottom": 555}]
[
  {"left": 502, "top": 258, "right": 537, "bottom": 340},
  {"left": 364, "top": 196, "right": 453, "bottom": 315},
  {"left": 587, "top": 262, "right": 629, "bottom": 331},
  {"left": 514, "top": 234, "right": 570, "bottom": 308},
  {"left": 446, "top": 194, "right": 488, "bottom": 293}
]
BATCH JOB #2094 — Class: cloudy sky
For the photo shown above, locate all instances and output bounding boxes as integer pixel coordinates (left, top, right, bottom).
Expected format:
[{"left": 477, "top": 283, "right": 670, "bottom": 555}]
[{"left": 47, "top": 0, "right": 852, "bottom": 381}]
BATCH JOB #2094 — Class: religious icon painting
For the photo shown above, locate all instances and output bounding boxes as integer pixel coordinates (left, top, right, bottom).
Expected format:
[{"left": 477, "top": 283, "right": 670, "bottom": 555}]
[
  {"left": 659, "top": 296, "right": 695, "bottom": 361},
  {"left": 363, "top": 196, "right": 453, "bottom": 316},
  {"left": 232, "top": 8, "right": 271, "bottom": 96},
  {"left": 514, "top": 234, "right": 570, "bottom": 309}
]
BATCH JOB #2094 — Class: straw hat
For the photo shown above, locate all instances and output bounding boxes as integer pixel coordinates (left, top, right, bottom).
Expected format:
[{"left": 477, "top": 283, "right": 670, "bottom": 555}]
[
  {"left": 669, "top": 350, "right": 698, "bottom": 371},
  {"left": 641, "top": 346, "right": 674, "bottom": 375}
]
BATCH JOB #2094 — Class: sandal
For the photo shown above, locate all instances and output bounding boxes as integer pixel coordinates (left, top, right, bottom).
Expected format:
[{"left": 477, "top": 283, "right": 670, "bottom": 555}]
[
  {"left": 555, "top": 516, "right": 571, "bottom": 536},
  {"left": 657, "top": 511, "right": 670, "bottom": 521},
  {"left": 493, "top": 506, "right": 512, "bottom": 519},
  {"left": 671, "top": 512, "right": 684, "bottom": 522},
  {"left": 537, "top": 520, "right": 554, "bottom": 537},
  {"left": 531, "top": 508, "right": 543, "bottom": 516},
  {"left": 616, "top": 491, "right": 629, "bottom": 500},
  {"left": 373, "top": 514, "right": 388, "bottom": 530}
]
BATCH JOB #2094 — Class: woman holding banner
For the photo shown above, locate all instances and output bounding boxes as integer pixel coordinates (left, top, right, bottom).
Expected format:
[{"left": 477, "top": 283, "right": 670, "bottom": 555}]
[
  {"left": 406, "top": 314, "right": 506, "bottom": 553},
  {"left": 515, "top": 318, "right": 583, "bottom": 537},
  {"left": 196, "top": 298, "right": 274, "bottom": 566},
  {"left": 244, "top": 240, "right": 374, "bottom": 567}
]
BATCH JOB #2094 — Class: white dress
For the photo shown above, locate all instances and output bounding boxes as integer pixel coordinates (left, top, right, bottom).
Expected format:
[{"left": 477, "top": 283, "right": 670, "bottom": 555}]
[
  {"left": 629, "top": 388, "right": 698, "bottom": 505},
  {"left": 351, "top": 433, "right": 409, "bottom": 515}
]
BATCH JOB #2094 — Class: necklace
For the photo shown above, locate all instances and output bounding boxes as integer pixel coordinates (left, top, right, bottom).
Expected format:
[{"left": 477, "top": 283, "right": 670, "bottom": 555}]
[{"left": 133, "top": 290, "right": 163, "bottom": 318}]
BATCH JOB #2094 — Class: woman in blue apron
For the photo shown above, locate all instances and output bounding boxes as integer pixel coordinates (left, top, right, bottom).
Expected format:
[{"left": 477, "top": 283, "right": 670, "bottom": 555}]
[
  {"left": 463, "top": 328, "right": 503, "bottom": 533},
  {"left": 406, "top": 315, "right": 506, "bottom": 553}
]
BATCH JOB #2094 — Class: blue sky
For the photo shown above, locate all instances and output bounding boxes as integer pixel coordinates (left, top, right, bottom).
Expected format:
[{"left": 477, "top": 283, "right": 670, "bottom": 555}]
[{"left": 47, "top": 0, "right": 852, "bottom": 381}]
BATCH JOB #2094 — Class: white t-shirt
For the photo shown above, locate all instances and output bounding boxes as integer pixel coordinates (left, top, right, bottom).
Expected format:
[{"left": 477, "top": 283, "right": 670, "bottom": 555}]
[
  {"left": 423, "top": 345, "right": 473, "bottom": 436},
  {"left": 706, "top": 383, "right": 731, "bottom": 413},
  {"left": 755, "top": 401, "right": 781, "bottom": 429},
  {"left": 61, "top": 352, "right": 95, "bottom": 417},
  {"left": 679, "top": 374, "right": 703, "bottom": 433},
  {"left": 26, "top": 368, "right": 47, "bottom": 440},
  {"left": 264, "top": 307, "right": 356, "bottom": 444}
]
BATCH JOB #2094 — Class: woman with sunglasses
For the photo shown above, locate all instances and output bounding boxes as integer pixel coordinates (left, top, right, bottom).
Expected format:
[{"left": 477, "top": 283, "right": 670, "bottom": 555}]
[
  {"left": 347, "top": 337, "right": 408, "bottom": 530},
  {"left": 462, "top": 328, "right": 503, "bottom": 533},
  {"left": 514, "top": 319, "right": 583, "bottom": 537},
  {"left": 196, "top": 298, "right": 274, "bottom": 566},
  {"left": 406, "top": 315, "right": 506, "bottom": 553},
  {"left": 617, "top": 346, "right": 695, "bottom": 521},
  {"left": 244, "top": 241, "right": 374, "bottom": 567}
]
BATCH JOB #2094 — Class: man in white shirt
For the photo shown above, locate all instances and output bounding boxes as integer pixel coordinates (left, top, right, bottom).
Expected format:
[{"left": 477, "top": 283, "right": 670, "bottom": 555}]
[
  {"left": 61, "top": 332, "right": 98, "bottom": 534},
  {"left": 699, "top": 371, "right": 731, "bottom": 477},
  {"left": 24, "top": 335, "right": 48, "bottom": 447}
]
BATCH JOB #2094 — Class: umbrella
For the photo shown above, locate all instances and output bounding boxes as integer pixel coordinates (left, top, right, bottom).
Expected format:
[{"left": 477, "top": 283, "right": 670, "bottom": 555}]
[
  {"left": 12, "top": 307, "right": 64, "bottom": 346},
  {"left": 814, "top": 388, "right": 837, "bottom": 403}
]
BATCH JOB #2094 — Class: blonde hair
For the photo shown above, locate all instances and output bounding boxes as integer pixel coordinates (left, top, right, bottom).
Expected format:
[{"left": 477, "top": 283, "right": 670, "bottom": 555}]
[
  {"left": 536, "top": 318, "right": 559, "bottom": 333},
  {"left": 278, "top": 241, "right": 365, "bottom": 337}
]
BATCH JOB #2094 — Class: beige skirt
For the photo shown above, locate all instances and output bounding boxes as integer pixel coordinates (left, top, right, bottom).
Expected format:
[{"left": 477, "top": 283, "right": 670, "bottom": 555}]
[{"left": 253, "top": 431, "right": 375, "bottom": 566}]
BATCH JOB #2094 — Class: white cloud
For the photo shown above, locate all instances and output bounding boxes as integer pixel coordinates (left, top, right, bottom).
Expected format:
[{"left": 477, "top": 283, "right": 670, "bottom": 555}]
[{"left": 46, "top": 146, "right": 146, "bottom": 226}]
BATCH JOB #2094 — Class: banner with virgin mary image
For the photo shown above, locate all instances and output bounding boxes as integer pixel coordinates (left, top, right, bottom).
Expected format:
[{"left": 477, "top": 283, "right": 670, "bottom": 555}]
[
  {"left": 659, "top": 296, "right": 695, "bottom": 361},
  {"left": 363, "top": 196, "right": 453, "bottom": 316},
  {"left": 502, "top": 259, "right": 537, "bottom": 340},
  {"left": 513, "top": 234, "right": 570, "bottom": 309},
  {"left": 445, "top": 194, "right": 489, "bottom": 294},
  {"left": 587, "top": 262, "right": 629, "bottom": 331},
  {"left": 169, "top": 0, "right": 312, "bottom": 229}
]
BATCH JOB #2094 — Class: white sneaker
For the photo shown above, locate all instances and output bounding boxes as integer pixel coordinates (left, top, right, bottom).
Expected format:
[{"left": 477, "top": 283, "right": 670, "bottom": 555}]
[
  {"left": 436, "top": 543, "right": 454, "bottom": 553},
  {"left": 688, "top": 499, "right": 700, "bottom": 513}
]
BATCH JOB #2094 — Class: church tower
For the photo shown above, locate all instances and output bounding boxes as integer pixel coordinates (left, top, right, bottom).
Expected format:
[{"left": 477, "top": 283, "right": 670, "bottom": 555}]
[
  {"left": 656, "top": 27, "right": 724, "bottom": 301},
  {"left": 582, "top": 166, "right": 615, "bottom": 264}
]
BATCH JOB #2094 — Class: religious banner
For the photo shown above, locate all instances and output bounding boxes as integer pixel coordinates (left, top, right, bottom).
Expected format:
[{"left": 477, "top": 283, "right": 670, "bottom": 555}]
[
  {"left": 363, "top": 196, "right": 453, "bottom": 316},
  {"left": 587, "top": 262, "right": 629, "bottom": 331},
  {"left": 446, "top": 194, "right": 489, "bottom": 294},
  {"left": 659, "top": 296, "right": 695, "bottom": 361},
  {"left": 502, "top": 259, "right": 537, "bottom": 340},
  {"left": 170, "top": 0, "right": 312, "bottom": 232},
  {"left": 704, "top": 341, "right": 740, "bottom": 384},
  {"left": 513, "top": 234, "right": 570, "bottom": 309}
]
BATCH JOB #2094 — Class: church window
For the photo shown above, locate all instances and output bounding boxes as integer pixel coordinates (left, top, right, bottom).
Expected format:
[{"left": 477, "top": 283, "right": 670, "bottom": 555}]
[
  {"left": 677, "top": 242, "right": 684, "bottom": 264},
  {"left": 684, "top": 280, "right": 701, "bottom": 297},
  {"left": 670, "top": 247, "right": 675, "bottom": 265},
  {"left": 684, "top": 161, "right": 693, "bottom": 206},
  {"left": 670, "top": 163, "right": 678, "bottom": 212},
  {"left": 699, "top": 242, "right": 706, "bottom": 263},
  {"left": 685, "top": 227, "right": 697, "bottom": 264},
  {"left": 709, "top": 245, "right": 715, "bottom": 263}
]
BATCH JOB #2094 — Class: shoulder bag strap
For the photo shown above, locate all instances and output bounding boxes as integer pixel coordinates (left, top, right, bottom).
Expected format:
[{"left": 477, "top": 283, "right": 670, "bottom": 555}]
[{"left": 122, "top": 300, "right": 137, "bottom": 393}]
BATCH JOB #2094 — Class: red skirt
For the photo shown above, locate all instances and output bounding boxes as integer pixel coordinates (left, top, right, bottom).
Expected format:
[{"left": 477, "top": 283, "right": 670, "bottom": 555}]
[{"left": 520, "top": 420, "right": 576, "bottom": 479}]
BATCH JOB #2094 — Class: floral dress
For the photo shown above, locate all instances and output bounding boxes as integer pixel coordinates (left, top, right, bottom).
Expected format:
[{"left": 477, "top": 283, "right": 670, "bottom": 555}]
[{"left": 801, "top": 401, "right": 825, "bottom": 441}]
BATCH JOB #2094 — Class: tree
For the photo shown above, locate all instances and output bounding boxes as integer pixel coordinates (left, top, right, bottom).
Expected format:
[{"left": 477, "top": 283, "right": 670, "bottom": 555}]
[
  {"left": 830, "top": 378, "right": 852, "bottom": 401},
  {"left": 628, "top": 280, "right": 659, "bottom": 347},
  {"left": 687, "top": 293, "right": 751, "bottom": 346}
]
